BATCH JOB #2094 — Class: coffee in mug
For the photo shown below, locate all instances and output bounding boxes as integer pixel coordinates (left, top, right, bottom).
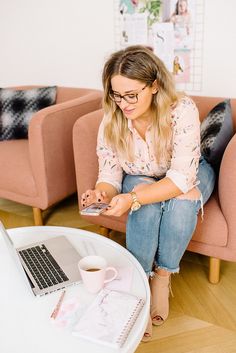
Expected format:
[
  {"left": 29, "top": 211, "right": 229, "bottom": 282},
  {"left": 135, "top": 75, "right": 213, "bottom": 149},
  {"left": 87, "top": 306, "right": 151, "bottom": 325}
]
[{"left": 78, "top": 255, "right": 118, "bottom": 293}]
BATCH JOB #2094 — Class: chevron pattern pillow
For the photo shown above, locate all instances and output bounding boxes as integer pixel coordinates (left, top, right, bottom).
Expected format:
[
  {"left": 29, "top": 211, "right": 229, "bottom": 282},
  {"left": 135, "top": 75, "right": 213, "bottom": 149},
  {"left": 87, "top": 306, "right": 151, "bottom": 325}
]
[
  {"left": 0, "top": 86, "right": 57, "bottom": 140},
  {"left": 200, "top": 99, "right": 233, "bottom": 171}
]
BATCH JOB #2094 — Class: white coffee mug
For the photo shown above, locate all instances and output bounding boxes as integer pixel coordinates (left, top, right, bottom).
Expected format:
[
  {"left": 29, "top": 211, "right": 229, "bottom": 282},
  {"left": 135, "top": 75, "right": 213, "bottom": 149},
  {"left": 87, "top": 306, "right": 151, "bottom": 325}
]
[{"left": 78, "top": 255, "right": 118, "bottom": 293}]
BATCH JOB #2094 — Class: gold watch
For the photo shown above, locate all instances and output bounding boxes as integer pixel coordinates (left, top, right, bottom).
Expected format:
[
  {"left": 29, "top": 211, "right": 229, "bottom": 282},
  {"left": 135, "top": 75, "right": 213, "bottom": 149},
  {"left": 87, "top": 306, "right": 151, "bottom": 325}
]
[{"left": 129, "top": 191, "right": 141, "bottom": 212}]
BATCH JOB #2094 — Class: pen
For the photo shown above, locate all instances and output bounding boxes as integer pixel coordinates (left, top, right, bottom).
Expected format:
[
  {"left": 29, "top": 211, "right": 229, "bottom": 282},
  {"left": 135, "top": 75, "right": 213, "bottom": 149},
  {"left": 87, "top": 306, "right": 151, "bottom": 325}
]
[{"left": 50, "top": 290, "right": 66, "bottom": 320}]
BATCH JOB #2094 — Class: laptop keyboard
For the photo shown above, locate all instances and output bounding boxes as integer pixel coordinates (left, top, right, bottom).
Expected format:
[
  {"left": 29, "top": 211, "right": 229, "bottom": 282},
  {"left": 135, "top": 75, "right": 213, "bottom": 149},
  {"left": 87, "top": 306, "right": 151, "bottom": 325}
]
[{"left": 19, "top": 245, "right": 69, "bottom": 289}]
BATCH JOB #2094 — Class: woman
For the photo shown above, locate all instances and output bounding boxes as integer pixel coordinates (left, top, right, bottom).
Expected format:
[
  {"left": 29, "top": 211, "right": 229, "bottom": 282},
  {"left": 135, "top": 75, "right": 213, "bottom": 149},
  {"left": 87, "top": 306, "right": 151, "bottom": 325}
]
[
  {"left": 81, "top": 45, "right": 215, "bottom": 341},
  {"left": 170, "top": 0, "right": 191, "bottom": 36}
]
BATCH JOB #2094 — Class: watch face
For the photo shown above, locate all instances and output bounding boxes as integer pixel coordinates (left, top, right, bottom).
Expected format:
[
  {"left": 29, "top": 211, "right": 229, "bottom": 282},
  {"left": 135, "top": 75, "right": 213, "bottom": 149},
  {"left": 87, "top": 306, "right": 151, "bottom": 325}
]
[{"left": 132, "top": 201, "right": 141, "bottom": 211}]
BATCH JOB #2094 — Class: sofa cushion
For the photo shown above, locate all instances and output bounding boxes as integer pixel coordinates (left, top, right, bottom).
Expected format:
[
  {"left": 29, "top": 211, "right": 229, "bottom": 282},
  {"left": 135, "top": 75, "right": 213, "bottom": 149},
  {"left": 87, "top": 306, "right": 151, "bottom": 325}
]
[
  {"left": 200, "top": 99, "right": 233, "bottom": 171},
  {"left": 0, "top": 86, "right": 57, "bottom": 141}
]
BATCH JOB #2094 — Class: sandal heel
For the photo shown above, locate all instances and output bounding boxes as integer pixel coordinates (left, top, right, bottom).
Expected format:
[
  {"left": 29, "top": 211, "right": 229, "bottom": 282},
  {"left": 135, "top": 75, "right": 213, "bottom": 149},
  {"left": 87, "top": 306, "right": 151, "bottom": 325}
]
[{"left": 150, "top": 273, "right": 172, "bottom": 326}]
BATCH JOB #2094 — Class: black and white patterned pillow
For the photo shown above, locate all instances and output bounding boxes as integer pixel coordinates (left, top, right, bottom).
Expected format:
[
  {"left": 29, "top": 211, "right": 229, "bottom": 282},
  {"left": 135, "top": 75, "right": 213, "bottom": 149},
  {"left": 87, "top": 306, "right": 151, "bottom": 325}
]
[
  {"left": 200, "top": 99, "right": 233, "bottom": 171},
  {"left": 0, "top": 86, "right": 57, "bottom": 140}
]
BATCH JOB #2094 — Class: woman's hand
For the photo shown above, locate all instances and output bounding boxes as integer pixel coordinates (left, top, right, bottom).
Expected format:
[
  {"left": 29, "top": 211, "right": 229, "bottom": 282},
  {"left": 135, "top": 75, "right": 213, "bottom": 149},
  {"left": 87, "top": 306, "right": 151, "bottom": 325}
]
[
  {"left": 81, "top": 189, "right": 109, "bottom": 208},
  {"left": 103, "top": 183, "right": 151, "bottom": 217},
  {"left": 104, "top": 193, "right": 132, "bottom": 217}
]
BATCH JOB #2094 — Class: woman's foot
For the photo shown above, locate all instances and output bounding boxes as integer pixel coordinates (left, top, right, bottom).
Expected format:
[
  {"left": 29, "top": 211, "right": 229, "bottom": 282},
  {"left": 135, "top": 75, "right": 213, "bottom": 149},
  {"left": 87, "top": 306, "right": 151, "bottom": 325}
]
[
  {"left": 150, "top": 271, "right": 172, "bottom": 326},
  {"left": 142, "top": 315, "right": 152, "bottom": 342}
]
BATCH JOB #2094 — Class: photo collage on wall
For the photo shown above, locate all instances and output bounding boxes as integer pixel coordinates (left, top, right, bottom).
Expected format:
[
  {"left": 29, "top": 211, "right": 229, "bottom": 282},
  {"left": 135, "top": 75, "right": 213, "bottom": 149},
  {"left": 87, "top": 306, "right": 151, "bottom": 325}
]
[{"left": 115, "top": 0, "right": 204, "bottom": 91}]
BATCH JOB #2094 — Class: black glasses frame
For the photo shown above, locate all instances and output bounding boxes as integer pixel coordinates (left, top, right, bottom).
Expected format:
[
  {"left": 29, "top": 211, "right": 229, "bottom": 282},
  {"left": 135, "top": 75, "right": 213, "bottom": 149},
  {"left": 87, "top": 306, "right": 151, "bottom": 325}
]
[{"left": 109, "top": 84, "right": 148, "bottom": 104}]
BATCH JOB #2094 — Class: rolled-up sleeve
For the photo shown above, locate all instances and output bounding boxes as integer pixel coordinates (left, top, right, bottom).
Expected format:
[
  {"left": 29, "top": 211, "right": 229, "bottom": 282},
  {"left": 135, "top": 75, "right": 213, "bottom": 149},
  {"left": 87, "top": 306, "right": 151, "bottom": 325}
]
[
  {"left": 96, "top": 119, "right": 123, "bottom": 193},
  {"left": 166, "top": 98, "right": 201, "bottom": 193}
]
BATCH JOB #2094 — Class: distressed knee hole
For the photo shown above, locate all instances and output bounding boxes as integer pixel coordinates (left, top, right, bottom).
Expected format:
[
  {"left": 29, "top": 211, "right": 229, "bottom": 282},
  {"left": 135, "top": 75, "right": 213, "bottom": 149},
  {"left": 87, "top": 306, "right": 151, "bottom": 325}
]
[{"left": 136, "top": 177, "right": 156, "bottom": 185}]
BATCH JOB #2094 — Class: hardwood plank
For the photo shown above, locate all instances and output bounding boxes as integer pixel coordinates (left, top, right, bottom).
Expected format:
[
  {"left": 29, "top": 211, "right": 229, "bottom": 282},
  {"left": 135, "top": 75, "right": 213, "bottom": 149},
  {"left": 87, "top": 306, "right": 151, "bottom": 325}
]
[{"left": 136, "top": 325, "right": 236, "bottom": 353}]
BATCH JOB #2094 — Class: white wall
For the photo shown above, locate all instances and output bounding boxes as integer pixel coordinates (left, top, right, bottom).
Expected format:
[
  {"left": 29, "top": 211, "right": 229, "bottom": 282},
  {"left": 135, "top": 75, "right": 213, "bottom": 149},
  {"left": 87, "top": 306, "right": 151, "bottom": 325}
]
[
  {"left": 201, "top": 0, "right": 236, "bottom": 97},
  {"left": 0, "top": 0, "right": 235, "bottom": 97},
  {"left": 0, "top": 0, "right": 115, "bottom": 89}
]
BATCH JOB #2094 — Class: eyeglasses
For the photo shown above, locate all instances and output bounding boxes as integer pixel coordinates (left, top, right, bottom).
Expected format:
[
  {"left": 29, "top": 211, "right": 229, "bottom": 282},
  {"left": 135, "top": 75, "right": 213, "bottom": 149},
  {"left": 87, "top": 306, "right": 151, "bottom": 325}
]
[{"left": 109, "top": 84, "right": 148, "bottom": 104}]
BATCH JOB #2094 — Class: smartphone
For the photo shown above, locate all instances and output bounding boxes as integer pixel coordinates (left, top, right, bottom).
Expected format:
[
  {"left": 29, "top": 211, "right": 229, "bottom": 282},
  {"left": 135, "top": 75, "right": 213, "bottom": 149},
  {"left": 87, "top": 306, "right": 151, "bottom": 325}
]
[{"left": 80, "top": 202, "right": 108, "bottom": 216}]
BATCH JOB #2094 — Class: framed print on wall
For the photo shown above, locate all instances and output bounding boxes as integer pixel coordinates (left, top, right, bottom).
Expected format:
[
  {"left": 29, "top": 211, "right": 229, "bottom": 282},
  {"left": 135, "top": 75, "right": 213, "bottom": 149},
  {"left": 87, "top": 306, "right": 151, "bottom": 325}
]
[{"left": 114, "top": 0, "right": 204, "bottom": 92}]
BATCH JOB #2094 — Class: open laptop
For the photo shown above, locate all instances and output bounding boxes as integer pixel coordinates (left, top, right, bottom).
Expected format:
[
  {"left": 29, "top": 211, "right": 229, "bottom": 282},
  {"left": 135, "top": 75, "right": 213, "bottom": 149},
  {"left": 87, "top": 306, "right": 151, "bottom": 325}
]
[{"left": 0, "top": 222, "right": 82, "bottom": 297}]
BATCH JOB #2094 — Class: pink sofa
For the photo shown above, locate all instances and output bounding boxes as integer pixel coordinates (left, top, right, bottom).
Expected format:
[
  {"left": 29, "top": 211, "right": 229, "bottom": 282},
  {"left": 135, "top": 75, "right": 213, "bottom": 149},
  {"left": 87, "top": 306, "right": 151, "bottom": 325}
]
[
  {"left": 73, "top": 96, "right": 236, "bottom": 284},
  {"left": 0, "top": 86, "right": 103, "bottom": 225}
]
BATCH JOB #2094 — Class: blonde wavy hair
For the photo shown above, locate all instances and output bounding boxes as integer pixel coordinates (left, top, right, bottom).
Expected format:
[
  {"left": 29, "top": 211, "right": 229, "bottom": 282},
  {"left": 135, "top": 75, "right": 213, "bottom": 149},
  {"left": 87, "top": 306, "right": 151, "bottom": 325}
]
[{"left": 102, "top": 45, "right": 182, "bottom": 163}]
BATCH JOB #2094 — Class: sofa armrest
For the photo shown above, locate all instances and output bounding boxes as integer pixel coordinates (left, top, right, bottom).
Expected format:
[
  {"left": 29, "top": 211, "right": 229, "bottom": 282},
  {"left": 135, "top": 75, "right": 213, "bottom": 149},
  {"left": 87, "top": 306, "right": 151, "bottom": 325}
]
[
  {"left": 28, "top": 91, "right": 102, "bottom": 209},
  {"left": 218, "top": 133, "right": 236, "bottom": 249},
  {"left": 73, "top": 109, "right": 104, "bottom": 210}
]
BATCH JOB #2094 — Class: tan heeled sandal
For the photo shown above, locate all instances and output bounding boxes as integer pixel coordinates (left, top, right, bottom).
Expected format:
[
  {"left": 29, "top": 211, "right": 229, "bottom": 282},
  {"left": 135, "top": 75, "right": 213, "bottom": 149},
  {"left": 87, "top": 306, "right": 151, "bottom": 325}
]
[
  {"left": 150, "top": 272, "right": 173, "bottom": 326},
  {"left": 141, "top": 315, "right": 152, "bottom": 342}
]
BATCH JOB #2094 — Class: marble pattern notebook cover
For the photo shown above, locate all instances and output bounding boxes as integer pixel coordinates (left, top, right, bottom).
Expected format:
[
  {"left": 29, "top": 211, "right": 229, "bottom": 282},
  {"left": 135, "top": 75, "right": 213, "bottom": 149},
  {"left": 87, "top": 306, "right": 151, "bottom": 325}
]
[{"left": 72, "top": 288, "right": 145, "bottom": 349}]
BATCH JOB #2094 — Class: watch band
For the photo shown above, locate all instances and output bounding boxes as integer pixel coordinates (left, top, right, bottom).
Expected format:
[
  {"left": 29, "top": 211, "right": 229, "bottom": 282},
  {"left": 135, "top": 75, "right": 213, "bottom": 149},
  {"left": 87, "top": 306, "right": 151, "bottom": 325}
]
[
  {"left": 130, "top": 191, "right": 138, "bottom": 203},
  {"left": 129, "top": 191, "right": 141, "bottom": 212}
]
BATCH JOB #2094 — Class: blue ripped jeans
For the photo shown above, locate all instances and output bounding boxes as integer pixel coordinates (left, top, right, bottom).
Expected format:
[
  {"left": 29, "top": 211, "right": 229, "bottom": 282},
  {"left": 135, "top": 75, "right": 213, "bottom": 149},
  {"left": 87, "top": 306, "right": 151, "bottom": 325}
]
[{"left": 122, "top": 157, "right": 216, "bottom": 275}]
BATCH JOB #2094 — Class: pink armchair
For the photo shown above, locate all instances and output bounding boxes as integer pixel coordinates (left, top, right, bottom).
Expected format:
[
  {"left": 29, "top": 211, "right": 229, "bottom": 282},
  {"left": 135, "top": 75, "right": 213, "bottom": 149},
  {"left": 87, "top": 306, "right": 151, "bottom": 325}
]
[
  {"left": 73, "top": 96, "right": 236, "bottom": 284},
  {"left": 0, "top": 86, "right": 103, "bottom": 225}
]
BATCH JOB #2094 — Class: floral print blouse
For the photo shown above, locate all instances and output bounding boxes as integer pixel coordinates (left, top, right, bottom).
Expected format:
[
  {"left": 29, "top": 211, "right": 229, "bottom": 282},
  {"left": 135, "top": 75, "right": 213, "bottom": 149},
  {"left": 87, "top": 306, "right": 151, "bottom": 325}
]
[{"left": 96, "top": 96, "right": 201, "bottom": 194}]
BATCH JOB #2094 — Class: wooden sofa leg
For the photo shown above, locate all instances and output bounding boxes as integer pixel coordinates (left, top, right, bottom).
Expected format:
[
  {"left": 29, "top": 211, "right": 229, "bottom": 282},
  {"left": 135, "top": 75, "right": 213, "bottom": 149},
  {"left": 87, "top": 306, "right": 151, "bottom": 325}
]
[
  {"left": 209, "top": 257, "right": 221, "bottom": 284},
  {"left": 33, "top": 207, "right": 43, "bottom": 226},
  {"left": 99, "top": 227, "right": 111, "bottom": 237}
]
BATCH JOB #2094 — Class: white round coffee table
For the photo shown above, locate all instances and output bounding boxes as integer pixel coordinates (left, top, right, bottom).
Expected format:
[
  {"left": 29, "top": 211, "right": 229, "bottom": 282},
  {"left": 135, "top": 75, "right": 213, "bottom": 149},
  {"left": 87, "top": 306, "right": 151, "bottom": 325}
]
[{"left": 0, "top": 226, "right": 150, "bottom": 353}]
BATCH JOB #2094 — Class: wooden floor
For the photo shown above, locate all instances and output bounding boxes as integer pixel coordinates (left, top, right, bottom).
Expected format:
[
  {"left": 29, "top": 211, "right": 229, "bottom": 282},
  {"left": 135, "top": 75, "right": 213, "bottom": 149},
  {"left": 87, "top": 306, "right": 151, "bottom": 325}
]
[{"left": 1, "top": 195, "right": 236, "bottom": 353}]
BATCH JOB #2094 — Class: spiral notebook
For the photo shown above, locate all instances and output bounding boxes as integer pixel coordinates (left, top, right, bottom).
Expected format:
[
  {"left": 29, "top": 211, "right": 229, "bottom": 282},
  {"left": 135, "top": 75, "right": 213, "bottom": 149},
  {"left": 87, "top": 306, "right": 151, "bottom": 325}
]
[{"left": 72, "top": 288, "right": 145, "bottom": 349}]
